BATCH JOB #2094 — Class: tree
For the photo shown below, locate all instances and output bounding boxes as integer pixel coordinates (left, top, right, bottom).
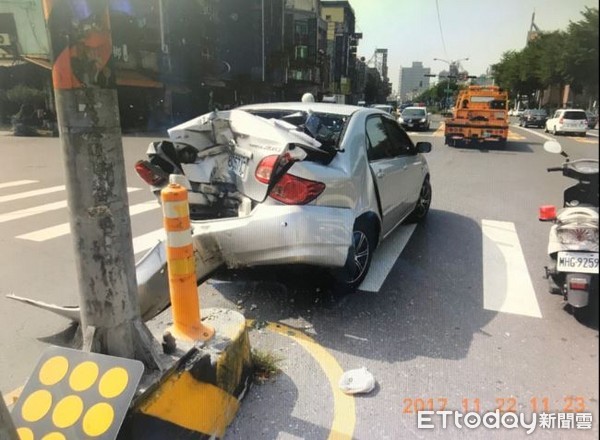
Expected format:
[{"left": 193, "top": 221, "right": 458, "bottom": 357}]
[{"left": 564, "top": 7, "right": 599, "bottom": 103}]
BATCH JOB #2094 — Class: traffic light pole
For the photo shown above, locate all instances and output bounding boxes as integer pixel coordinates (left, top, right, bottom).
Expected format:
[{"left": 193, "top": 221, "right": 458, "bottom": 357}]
[
  {"left": 0, "top": 396, "right": 18, "bottom": 440},
  {"left": 42, "top": 1, "right": 162, "bottom": 369}
]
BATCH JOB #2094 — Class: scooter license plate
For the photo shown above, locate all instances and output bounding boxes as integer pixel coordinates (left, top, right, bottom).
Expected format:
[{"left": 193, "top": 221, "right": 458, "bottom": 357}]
[{"left": 556, "top": 251, "right": 599, "bottom": 274}]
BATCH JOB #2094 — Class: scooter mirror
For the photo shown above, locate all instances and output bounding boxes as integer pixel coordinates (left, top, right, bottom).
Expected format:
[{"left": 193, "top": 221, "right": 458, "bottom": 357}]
[{"left": 543, "top": 141, "right": 562, "bottom": 154}]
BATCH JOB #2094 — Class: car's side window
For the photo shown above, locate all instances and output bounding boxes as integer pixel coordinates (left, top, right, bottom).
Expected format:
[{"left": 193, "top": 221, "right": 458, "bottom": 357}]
[
  {"left": 365, "top": 116, "right": 399, "bottom": 161},
  {"left": 381, "top": 117, "right": 414, "bottom": 156},
  {"left": 553, "top": 111, "right": 560, "bottom": 118}
]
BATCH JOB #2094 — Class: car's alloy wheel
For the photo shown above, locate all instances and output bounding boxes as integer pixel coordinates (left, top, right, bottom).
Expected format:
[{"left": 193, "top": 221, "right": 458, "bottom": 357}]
[
  {"left": 406, "top": 178, "right": 432, "bottom": 223},
  {"left": 347, "top": 230, "right": 370, "bottom": 284},
  {"left": 335, "top": 221, "right": 375, "bottom": 291}
]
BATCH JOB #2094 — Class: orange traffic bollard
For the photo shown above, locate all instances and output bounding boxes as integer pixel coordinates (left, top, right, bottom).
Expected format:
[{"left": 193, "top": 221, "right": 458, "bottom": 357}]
[{"left": 161, "top": 176, "right": 214, "bottom": 342}]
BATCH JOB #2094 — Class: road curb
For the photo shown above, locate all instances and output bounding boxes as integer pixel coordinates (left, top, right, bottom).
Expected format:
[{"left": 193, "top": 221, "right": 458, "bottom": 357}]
[{"left": 122, "top": 308, "right": 253, "bottom": 439}]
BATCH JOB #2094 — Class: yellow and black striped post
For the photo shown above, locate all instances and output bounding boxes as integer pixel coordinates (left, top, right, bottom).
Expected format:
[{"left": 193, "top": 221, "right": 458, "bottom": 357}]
[{"left": 161, "top": 176, "right": 214, "bottom": 342}]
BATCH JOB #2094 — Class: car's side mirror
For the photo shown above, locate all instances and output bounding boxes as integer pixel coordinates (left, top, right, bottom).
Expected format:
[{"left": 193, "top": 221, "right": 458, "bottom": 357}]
[{"left": 416, "top": 142, "right": 432, "bottom": 153}]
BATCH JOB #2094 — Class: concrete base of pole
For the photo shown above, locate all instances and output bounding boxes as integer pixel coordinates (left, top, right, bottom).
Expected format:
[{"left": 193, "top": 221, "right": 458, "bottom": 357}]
[{"left": 119, "top": 308, "right": 253, "bottom": 439}]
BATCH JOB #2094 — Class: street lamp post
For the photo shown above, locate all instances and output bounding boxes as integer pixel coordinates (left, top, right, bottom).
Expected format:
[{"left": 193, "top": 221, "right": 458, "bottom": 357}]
[{"left": 433, "top": 57, "right": 469, "bottom": 111}]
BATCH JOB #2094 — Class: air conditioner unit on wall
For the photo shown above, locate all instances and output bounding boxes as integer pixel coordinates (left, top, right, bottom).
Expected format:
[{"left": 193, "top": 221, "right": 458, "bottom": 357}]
[{"left": 0, "top": 33, "right": 11, "bottom": 46}]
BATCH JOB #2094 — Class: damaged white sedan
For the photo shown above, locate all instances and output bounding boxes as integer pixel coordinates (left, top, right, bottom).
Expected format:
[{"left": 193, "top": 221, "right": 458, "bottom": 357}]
[{"left": 135, "top": 102, "right": 432, "bottom": 290}]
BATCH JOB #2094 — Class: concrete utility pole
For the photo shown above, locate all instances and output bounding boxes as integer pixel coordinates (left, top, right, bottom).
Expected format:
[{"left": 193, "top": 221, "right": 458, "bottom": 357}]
[
  {"left": 42, "top": 0, "right": 161, "bottom": 369},
  {"left": 0, "top": 396, "right": 18, "bottom": 440}
]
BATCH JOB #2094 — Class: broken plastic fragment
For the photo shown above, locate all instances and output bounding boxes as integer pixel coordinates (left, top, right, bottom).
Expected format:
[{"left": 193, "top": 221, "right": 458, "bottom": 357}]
[{"left": 338, "top": 367, "right": 376, "bottom": 395}]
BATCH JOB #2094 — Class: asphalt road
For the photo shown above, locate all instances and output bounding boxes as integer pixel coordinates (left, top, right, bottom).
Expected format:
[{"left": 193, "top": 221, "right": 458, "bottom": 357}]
[{"left": 0, "top": 116, "right": 598, "bottom": 439}]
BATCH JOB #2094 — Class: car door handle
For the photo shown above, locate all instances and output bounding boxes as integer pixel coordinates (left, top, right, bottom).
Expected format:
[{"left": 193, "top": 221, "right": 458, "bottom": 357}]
[{"left": 376, "top": 170, "right": 385, "bottom": 178}]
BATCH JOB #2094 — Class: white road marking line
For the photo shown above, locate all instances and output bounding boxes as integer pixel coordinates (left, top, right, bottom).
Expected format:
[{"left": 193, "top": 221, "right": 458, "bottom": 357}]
[
  {"left": 0, "top": 185, "right": 65, "bottom": 204},
  {"left": 0, "top": 180, "right": 38, "bottom": 190},
  {"left": 0, "top": 187, "right": 141, "bottom": 224},
  {"left": 359, "top": 224, "right": 417, "bottom": 292},
  {"left": 133, "top": 229, "right": 165, "bottom": 254},
  {"left": 482, "top": 220, "right": 542, "bottom": 318},
  {"left": 17, "top": 201, "right": 159, "bottom": 241},
  {"left": 512, "top": 125, "right": 558, "bottom": 142}
]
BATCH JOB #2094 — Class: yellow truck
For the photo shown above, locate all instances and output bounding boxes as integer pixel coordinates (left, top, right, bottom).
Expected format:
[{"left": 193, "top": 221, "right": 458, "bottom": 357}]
[{"left": 444, "top": 85, "right": 509, "bottom": 147}]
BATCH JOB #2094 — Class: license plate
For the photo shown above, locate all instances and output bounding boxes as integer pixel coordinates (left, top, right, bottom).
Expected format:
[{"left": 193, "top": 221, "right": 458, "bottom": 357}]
[
  {"left": 556, "top": 251, "right": 599, "bottom": 273},
  {"left": 228, "top": 154, "right": 249, "bottom": 179}
]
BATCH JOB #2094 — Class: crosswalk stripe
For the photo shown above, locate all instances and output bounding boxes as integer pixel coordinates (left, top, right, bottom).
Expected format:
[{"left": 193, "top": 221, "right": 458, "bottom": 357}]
[
  {"left": 16, "top": 201, "right": 159, "bottom": 242},
  {"left": 482, "top": 220, "right": 542, "bottom": 318},
  {"left": 359, "top": 224, "right": 417, "bottom": 292},
  {"left": 0, "top": 185, "right": 65, "bottom": 204},
  {"left": 0, "top": 187, "right": 141, "bottom": 224},
  {"left": 0, "top": 180, "right": 38, "bottom": 190},
  {"left": 133, "top": 229, "right": 165, "bottom": 254}
]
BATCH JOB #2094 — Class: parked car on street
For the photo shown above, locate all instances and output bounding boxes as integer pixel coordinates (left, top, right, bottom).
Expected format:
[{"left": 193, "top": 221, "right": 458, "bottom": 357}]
[
  {"left": 518, "top": 109, "right": 548, "bottom": 128},
  {"left": 398, "top": 106, "right": 431, "bottom": 131},
  {"left": 545, "top": 109, "right": 588, "bottom": 136},
  {"left": 135, "top": 103, "right": 433, "bottom": 290},
  {"left": 585, "top": 111, "right": 598, "bottom": 129},
  {"left": 370, "top": 104, "right": 394, "bottom": 114}
]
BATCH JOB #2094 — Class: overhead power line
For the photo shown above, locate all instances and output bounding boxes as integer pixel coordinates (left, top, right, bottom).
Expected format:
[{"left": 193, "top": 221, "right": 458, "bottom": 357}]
[{"left": 435, "top": 0, "right": 448, "bottom": 58}]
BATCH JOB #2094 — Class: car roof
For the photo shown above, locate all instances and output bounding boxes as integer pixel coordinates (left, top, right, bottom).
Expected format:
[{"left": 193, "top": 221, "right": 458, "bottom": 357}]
[
  {"left": 559, "top": 108, "right": 585, "bottom": 112},
  {"left": 402, "top": 106, "right": 426, "bottom": 111},
  {"left": 237, "top": 102, "right": 362, "bottom": 116}
]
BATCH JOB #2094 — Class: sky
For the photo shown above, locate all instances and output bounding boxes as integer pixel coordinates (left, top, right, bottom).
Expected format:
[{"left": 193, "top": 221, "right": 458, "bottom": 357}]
[{"left": 349, "top": 0, "right": 598, "bottom": 93}]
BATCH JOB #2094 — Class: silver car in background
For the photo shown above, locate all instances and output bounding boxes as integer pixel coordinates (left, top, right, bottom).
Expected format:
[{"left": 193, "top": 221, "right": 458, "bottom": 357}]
[{"left": 135, "top": 103, "right": 432, "bottom": 289}]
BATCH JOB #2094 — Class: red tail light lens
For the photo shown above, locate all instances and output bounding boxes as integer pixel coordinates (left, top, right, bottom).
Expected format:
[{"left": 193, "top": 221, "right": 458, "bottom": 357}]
[
  {"left": 559, "top": 117, "right": 564, "bottom": 124},
  {"left": 135, "top": 160, "right": 168, "bottom": 186},
  {"left": 569, "top": 278, "right": 589, "bottom": 291},
  {"left": 255, "top": 155, "right": 278, "bottom": 184},
  {"left": 539, "top": 205, "right": 557, "bottom": 221},
  {"left": 270, "top": 174, "right": 325, "bottom": 205},
  {"left": 255, "top": 155, "right": 325, "bottom": 204}
]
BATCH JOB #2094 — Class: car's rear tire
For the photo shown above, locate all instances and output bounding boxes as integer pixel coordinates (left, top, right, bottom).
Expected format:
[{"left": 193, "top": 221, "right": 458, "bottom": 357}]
[
  {"left": 334, "top": 220, "right": 376, "bottom": 292},
  {"left": 405, "top": 178, "right": 432, "bottom": 223},
  {"left": 552, "top": 126, "right": 558, "bottom": 135}
]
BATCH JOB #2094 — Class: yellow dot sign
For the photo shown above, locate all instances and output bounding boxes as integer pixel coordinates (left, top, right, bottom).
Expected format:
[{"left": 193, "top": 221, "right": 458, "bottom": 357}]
[
  {"left": 99, "top": 367, "right": 129, "bottom": 399},
  {"left": 21, "top": 389, "right": 52, "bottom": 422},
  {"left": 52, "top": 395, "right": 83, "bottom": 428},
  {"left": 69, "top": 361, "right": 99, "bottom": 391},
  {"left": 9, "top": 346, "right": 144, "bottom": 440},
  {"left": 16, "top": 427, "right": 34, "bottom": 440},
  {"left": 83, "top": 403, "right": 115, "bottom": 437},
  {"left": 39, "top": 356, "right": 69, "bottom": 386}
]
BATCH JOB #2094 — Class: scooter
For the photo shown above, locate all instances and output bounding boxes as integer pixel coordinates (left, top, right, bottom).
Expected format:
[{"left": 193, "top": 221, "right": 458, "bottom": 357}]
[{"left": 539, "top": 141, "right": 599, "bottom": 321}]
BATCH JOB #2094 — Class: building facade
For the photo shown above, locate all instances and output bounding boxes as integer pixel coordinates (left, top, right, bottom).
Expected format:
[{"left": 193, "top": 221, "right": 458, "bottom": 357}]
[
  {"left": 321, "top": 0, "right": 360, "bottom": 100},
  {"left": 399, "top": 61, "right": 430, "bottom": 102}
]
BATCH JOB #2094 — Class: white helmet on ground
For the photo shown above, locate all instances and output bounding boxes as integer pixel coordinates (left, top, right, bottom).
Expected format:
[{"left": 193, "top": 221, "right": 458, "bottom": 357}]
[{"left": 301, "top": 93, "right": 315, "bottom": 103}]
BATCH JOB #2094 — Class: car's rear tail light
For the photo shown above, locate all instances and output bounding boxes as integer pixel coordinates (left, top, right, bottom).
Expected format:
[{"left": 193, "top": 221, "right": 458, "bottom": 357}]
[
  {"left": 559, "top": 117, "right": 564, "bottom": 124},
  {"left": 569, "top": 278, "right": 589, "bottom": 291},
  {"left": 539, "top": 205, "right": 557, "bottom": 221},
  {"left": 270, "top": 174, "right": 325, "bottom": 205},
  {"left": 135, "top": 160, "right": 168, "bottom": 186},
  {"left": 255, "top": 155, "right": 278, "bottom": 184}
]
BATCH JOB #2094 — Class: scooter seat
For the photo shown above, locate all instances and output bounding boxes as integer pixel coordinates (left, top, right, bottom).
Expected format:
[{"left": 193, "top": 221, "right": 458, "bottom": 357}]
[{"left": 557, "top": 207, "right": 599, "bottom": 223}]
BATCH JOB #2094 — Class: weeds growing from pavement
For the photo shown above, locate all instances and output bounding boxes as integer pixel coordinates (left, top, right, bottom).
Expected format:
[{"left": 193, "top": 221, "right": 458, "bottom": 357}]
[{"left": 251, "top": 349, "right": 283, "bottom": 383}]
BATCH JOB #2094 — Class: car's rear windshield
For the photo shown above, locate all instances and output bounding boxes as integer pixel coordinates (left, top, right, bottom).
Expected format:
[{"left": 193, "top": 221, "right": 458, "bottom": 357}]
[
  {"left": 402, "top": 108, "right": 426, "bottom": 117},
  {"left": 563, "top": 111, "right": 586, "bottom": 120},
  {"left": 244, "top": 109, "right": 348, "bottom": 148}
]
